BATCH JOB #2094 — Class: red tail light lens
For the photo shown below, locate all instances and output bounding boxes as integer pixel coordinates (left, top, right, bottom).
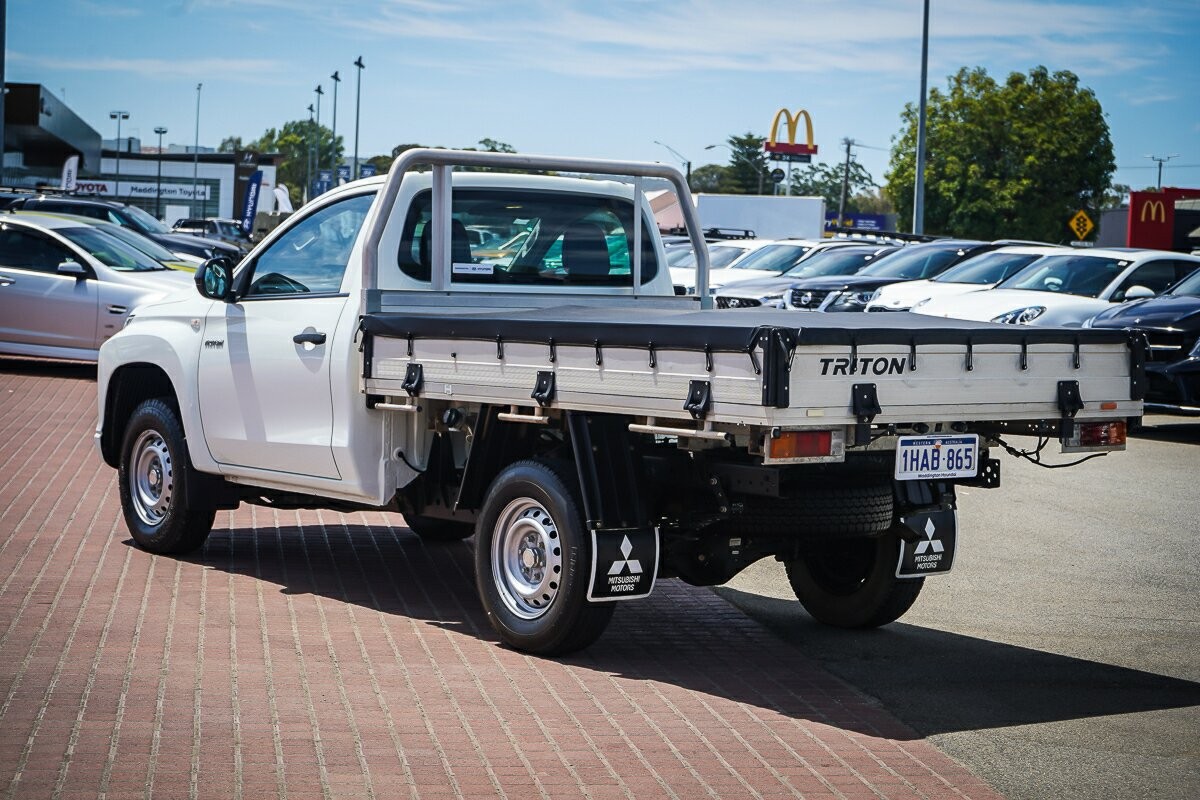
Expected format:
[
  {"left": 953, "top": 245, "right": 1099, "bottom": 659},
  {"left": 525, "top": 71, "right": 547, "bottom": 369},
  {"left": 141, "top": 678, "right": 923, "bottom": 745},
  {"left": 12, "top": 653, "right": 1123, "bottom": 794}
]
[{"left": 1078, "top": 421, "right": 1126, "bottom": 447}]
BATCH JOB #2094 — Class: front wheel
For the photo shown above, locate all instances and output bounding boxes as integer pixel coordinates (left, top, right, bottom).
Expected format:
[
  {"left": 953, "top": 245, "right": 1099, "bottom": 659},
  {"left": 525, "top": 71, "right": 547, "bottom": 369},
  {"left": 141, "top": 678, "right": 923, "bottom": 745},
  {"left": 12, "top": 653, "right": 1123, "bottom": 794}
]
[
  {"left": 785, "top": 525, "right": 923, "bottom": 628},
  {"left": 474, "top": 459, "right": 614, "bottom": 655},
  {"left": 118, "top": 398, "right": 215, "bottom": 555}
]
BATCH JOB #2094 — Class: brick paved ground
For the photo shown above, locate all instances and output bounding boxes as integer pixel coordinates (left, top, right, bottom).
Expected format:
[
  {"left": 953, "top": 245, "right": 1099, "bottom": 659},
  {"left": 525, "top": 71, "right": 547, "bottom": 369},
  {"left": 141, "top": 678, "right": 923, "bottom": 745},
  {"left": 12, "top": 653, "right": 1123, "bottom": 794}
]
[{"left": 0, "top": 359, "right": 1003, "bottom": 800}]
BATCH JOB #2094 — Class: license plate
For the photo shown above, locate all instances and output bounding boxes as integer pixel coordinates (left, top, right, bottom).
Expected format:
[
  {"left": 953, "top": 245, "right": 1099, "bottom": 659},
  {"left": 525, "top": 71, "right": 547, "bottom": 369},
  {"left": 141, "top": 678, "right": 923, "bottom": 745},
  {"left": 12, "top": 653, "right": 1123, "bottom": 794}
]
[{"left": 894, "top": 434, "right": 979, "bottom": 480}]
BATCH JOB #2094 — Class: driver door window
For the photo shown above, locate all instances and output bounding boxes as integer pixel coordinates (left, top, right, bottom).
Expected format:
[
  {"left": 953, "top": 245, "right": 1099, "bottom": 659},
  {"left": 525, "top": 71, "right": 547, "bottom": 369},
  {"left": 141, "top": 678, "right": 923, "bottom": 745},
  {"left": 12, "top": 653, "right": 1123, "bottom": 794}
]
[{"left": 245, "top": 193, "right": 374, "bottom": 297}]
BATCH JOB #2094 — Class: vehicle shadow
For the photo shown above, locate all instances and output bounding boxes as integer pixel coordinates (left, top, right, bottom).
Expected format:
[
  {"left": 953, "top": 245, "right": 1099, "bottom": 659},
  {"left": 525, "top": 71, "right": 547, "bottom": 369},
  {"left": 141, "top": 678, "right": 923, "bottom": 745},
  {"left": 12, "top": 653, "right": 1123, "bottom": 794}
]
[
  {"left": 1131, "top": 417, "right": 1200, "bottom": 445},
  {"left": 0, "top": 357, "right": 97, "bottom": 381},
  {"left": 165, "top": 522, "right": 1200, "bottom": 740}
]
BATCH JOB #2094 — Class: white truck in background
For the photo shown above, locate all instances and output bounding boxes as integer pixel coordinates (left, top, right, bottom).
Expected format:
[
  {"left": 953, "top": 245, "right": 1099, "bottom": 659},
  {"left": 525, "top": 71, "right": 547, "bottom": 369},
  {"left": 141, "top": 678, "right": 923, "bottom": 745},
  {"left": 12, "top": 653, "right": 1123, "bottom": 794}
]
[
  {"left": 652, "top": 192, "right": 826, "bottom": 241},
  {"left": 96, "top": 150, "right": 1145, "bottom": 655}
]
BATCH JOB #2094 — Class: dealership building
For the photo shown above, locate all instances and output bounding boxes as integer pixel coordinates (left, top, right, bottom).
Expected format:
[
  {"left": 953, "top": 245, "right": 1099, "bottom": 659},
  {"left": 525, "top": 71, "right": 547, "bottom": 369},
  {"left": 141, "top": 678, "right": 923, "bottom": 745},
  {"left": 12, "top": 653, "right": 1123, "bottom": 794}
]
[{"left": 3, "top": 83, "right": 281, "bottom": 224}]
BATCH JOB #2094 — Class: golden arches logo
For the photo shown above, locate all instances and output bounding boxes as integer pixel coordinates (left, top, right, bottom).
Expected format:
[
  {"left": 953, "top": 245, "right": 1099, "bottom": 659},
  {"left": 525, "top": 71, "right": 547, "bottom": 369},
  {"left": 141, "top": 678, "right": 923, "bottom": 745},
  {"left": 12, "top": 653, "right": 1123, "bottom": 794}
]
[
  {"left": 764, "top": 108, "right": 818, "bottom": 156},
  {"left": 1139, "top": 200, "right": 1166, "bottom": 223}
]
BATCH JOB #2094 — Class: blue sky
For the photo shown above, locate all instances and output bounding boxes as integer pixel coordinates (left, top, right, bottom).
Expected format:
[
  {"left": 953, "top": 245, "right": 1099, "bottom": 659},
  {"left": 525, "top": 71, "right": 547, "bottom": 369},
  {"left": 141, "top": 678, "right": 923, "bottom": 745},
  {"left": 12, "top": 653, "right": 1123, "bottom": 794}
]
[{"left": 8, "top": 0, "right": 1200, "bottom": 196}]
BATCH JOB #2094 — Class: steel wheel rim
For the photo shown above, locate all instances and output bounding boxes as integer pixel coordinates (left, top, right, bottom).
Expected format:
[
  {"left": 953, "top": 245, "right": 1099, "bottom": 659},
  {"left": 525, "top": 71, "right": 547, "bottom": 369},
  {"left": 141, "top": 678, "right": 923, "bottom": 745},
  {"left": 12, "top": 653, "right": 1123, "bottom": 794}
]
[
  {"left": 129, "top": 429, "right": 173, "bottom": 527},
  {"left": 491, "top": 498, "right": 564, "bottom": 620}
]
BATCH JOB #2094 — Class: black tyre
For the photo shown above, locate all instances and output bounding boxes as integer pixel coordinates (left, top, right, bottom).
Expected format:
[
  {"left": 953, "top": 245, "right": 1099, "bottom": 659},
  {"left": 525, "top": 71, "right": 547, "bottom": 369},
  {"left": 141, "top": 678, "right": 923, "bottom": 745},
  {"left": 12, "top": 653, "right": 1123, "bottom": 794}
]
[
  {"left": 713, "top": 478, "right": 893, "bottom": 539},
  {"left": 405, "top": 514, "right": 475, "bottom": 542},
  {"left": 117, "top": 398, "right": 215, "bottom": 555},
  {"left": 785, "top": 525, "right": 923, "bottom": 628},
  {"left": 475, "top": 459, "right": 614, "bottom": 655}
]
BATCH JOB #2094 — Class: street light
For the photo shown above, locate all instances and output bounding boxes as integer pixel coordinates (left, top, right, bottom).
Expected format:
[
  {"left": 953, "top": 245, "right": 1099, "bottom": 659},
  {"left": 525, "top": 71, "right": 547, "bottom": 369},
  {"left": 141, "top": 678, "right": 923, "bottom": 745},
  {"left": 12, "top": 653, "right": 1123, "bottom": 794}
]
[
  {"left": 353, "top": 56, "right": 365, "bottom": 179},
  {"left": 192, "top": 83, "right": 202, "bottom": 216},
  {"left": 314, "top": 84, "right": 325, "bottom": 195},
  {"left": 912, "top": 0, "right": 930, "bottom": 234},
  {"left": 109, "top": 111, "right": 129, "bottom": 197},
  {"left": 705, "top": 143, "right": 763, "bottom": 194},
  {"left": 330, "top": 70, "right": 341, "bottom": 175},
  {"left": 307, "top": 103, "right": 315, "bottom": 202},
  {"left": 653, "top": 140, "right": 691, "bottom": 187},
  {"left": 154, "top": 126, "right": 167, "bottom": 219}
]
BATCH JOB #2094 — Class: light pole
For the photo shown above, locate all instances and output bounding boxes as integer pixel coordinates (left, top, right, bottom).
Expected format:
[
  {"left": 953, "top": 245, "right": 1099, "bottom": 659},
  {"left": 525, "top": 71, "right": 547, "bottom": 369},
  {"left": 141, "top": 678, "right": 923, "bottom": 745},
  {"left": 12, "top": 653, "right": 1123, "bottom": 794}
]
[
  {"left": 314, "top": 84, "right": 324, "bottom": 195},
  {"left": 306, "top": 103, "right": 315, "bottom": 202},
  {"left": 837, "top": 137, "right": 856, "bottom": 228},
  {"left": 653, "top": 140, "right": 691, "bottom": 188},
  {"left": 1146, "top": 153, "right": 1180, "bottom": 190},
  {"left": 353, "top": 56, "right": 365, "bottom": 179},
  {"left": 329, "top": 70, "right": 340, "bottom": 174},
  {"left": 912, "top": 0, "right": 930, "bottom": 234},
  {"left": 705, "top": 143, "right": 763, "bottom": 194},
  {"left": 154, "top": 126, "right": 167, "bottom": 219},
  {"left": 109, "top": 111, "right": 129, "bottom": 197},
  {"left": 192, "top": 83, "right": 202, "bottom": 216}
]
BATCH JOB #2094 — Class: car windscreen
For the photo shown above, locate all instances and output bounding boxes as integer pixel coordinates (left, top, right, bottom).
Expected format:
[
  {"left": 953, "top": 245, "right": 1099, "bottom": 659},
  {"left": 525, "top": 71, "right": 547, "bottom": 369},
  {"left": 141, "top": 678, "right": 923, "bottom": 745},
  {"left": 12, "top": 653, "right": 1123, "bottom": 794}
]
[
  {"left": 99, "top": 224, "right": 180, "bottom": 262},
  {"left": 1168, "top": 266, "right": 1200, "bottom": 296},
  {"left": 728, "top": 244, "right": 810, "bottom": 273},
  {"left": 932, "top": 251, "right": 1044, "bottom": 285},
  {"left": 60, "top": 227, "right": 169, "bottom": 271},
  {"left": 996, "top": 254, "right": 1127, "bottom": 298},
  {"left": 123, "top": 204, "right": 171, "bottom": 235},
  {"left": 784, "top": 247, "right": 885, "bottom": 278},
  {"left": 673, "top": 244, "right": 747, "bottom": 270},
  {"left": 857, "top": 246, "right": 964, "bottom": 279}
]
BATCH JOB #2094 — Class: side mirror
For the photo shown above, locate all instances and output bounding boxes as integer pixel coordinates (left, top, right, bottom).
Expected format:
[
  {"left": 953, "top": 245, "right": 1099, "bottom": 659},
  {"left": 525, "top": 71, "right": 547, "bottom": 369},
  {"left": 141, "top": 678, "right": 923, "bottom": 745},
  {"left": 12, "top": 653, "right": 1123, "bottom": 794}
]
[
  {"left": 195, "top": 256, "right": 236, "bottom": 301},
  {"left": 57, "top": 259, "right": 87, "bottom": 277},
  {"left": 1122, "top": 285, "right": 1155, "bottom": 301}
]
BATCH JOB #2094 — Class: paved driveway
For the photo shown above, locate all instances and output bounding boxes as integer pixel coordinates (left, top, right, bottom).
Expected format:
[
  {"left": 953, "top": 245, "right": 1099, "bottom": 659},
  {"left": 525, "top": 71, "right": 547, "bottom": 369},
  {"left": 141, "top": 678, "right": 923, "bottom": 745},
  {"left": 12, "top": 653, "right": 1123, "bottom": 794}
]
[{"left": 0, "top": 358, "right": 998, "bottom": 799}]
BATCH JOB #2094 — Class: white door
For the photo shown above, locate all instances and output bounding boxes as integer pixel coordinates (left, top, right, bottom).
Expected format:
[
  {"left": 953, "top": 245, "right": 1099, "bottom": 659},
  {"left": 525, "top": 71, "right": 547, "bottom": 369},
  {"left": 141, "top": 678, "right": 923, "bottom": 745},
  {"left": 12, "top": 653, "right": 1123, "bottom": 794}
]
[{"left": 197, "top": 192, "right": 374, "bottom": 479}]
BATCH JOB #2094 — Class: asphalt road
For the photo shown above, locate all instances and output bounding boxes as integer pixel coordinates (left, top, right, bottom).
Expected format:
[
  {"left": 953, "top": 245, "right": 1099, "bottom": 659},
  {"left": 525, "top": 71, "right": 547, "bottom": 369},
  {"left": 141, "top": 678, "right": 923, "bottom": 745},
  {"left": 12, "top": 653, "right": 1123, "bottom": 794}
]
[{"left": 718, "top": 414, "right": 1200, "bottom": 800}]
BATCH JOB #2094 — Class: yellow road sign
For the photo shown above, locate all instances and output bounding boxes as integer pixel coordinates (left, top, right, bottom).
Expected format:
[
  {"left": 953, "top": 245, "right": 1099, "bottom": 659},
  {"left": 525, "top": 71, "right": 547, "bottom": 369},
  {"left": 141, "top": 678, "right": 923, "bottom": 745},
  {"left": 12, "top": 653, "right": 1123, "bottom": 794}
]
[{"left": 1070, "top": 210, "right": 1094, "bottom": 240}]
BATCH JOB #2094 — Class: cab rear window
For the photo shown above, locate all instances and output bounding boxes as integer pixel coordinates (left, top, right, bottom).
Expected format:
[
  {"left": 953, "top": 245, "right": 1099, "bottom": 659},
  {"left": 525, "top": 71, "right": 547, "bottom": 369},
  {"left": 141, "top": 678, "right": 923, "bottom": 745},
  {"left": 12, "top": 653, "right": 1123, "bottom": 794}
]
[{"left": 396, "top": 189, "right": 658, "bottom": 287}]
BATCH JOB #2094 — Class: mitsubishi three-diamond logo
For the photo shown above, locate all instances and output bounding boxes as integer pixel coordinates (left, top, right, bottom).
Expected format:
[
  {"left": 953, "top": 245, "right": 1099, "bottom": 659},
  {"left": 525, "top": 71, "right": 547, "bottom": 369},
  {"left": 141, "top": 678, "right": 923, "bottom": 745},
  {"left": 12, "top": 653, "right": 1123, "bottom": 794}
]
[
  {"left": 914, "top": 519, "right": 944, "bottom": 555},
  {"left": 608, "top": 535, "right": 643, "bottom": 576}
]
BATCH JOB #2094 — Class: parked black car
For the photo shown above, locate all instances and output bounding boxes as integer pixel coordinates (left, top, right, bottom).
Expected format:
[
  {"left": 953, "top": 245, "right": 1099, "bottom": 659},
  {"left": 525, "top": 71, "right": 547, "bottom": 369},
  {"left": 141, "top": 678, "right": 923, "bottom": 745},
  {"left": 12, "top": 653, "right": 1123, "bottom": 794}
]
[
  {"left": 783, "top": 239, "right": 1039, "bottom": 312},
  {"left": 171, "top": 217, "right": 252, "bottom": 253},
  {"left": 1088, "top": 266, "right": 1200, "bottom": 414},
  {"left": 8, "top": 196, "right": 242, "bottom": 261}
]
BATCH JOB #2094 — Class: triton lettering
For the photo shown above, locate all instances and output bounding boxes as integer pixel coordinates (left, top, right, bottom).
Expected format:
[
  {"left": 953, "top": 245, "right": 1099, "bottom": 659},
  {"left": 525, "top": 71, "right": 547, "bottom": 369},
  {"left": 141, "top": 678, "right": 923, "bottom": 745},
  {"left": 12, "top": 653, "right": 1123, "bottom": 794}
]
[{"left": 819, "top": 356, "right": 906, "bottom": 376}]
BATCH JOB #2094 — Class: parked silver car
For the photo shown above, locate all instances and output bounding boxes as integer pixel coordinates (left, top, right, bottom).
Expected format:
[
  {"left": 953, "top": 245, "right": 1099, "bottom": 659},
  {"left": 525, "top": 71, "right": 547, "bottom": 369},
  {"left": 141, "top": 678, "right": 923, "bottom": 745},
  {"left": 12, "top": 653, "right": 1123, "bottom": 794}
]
[{"left": 0, "top": 215, "right": 192, "bottom": 361}]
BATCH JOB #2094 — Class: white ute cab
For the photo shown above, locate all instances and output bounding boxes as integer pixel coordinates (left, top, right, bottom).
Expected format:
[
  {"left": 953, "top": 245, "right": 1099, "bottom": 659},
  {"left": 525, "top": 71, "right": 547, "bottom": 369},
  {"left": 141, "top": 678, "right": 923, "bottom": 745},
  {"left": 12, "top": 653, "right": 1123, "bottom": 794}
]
[{"left": 911, "top": 248, "right": 1200, "bottom": 327}]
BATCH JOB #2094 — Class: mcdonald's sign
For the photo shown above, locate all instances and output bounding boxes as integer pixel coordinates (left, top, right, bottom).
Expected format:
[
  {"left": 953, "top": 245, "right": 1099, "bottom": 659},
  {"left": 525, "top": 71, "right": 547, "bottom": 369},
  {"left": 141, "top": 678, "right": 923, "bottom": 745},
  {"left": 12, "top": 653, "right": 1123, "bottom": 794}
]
[
  {"left": 764, "top": 108, "right": 818, "bottom": 157},
  {"left": 1139, "top": 199, "right": 1166, "bottom": 224}
]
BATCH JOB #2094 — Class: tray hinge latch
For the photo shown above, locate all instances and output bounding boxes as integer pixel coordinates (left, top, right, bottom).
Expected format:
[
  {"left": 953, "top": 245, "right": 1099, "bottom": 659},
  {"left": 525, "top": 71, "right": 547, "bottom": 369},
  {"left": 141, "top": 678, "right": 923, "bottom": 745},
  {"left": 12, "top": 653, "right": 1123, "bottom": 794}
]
[
  {"left": 1057, "top": 379, "right": 1084, "bottom": 441},
  {"left": 401, "top": 363, "right": 424, "bottom": 397},
  {"left": 531, "top": 370, "right": 556, "bottom": 407},
  {"left": 851, "top": 382, "right": 881, "bottom": 446},
  {"left": 684, "top": 380, "right": 712, "bottom": 420}
]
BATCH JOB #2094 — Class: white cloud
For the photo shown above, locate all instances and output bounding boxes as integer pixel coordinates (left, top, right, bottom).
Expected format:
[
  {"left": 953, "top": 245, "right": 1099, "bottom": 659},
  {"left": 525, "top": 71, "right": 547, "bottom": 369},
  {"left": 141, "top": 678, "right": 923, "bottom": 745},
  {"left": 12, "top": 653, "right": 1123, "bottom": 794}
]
[{"left": 9, "top": 52, "right": 286, "bottom": 82}]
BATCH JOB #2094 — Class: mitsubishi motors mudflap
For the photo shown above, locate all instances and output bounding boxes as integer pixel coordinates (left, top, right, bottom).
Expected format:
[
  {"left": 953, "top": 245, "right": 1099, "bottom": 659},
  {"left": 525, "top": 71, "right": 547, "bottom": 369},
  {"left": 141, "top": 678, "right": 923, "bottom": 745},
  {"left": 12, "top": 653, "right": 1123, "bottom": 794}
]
[{"left": 95, "top": 149, "right": 1146, "bottom": 656}]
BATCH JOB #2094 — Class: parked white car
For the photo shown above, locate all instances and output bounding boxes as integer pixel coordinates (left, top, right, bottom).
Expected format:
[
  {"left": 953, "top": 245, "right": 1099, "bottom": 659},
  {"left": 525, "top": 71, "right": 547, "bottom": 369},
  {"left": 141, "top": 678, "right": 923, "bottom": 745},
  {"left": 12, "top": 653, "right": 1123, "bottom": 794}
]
[
  {"left": 911, "top": 248, "right": 1200, "bottom": 326},
  {"left": 0, "top": 215, "right": 192, "bottom": 361},
  {"left": 866, "top": 245, "right": 1062, "bottom": 312},
  {"left": 669, "top": 238, "right": 774, "bottom": 292}
]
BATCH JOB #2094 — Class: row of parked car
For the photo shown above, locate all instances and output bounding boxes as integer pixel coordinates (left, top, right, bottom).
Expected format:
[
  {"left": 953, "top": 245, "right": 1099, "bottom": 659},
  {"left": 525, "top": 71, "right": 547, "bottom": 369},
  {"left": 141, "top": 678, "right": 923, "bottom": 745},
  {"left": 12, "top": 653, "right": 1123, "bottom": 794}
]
[{"left": 670, "top": 234, "right": 1200, "bottom": 415}]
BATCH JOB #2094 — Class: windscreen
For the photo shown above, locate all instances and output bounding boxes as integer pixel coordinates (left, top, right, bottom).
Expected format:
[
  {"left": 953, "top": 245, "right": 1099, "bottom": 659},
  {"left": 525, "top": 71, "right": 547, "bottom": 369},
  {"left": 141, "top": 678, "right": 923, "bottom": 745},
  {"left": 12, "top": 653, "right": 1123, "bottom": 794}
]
[
  {"left": 728, "top": 244, "right": 811, "bottom": 273},
  {"left": 857, "top": 246, "right": 964, "bottom": 280},
  {"left": 123, "top": 204, "right": 171, "bottom": 234},
  {"left": 99, "top": 224, "right": 180, "bottom": 262},
  {"left": 60, "top": 227, "right": 168, "bottom": 271},
  {"left": 784, "top": 247, "right": 887, "bottom": 279},
  {"left": 997, "top": 254, "right": 1126, "bottom": 298},
  {"left": 932, "top": 251, "right": 1044, "bottom": 285},
  {"left": 1168, "top": 266, "right": 1200, "bottom": 296},
  {"left": 673, "top": 244, "right": 750, "bottom": 270}
]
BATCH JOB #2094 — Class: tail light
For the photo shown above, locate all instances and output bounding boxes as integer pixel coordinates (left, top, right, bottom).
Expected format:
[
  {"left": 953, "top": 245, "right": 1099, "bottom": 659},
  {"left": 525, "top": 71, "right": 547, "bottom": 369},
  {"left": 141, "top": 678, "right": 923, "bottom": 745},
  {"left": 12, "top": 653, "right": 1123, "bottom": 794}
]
[
  {"left": 1063, "top": 420, "right": 1126, "bottom": 453},
  {"left": 764, "top": 429, "right": 846, "bottom": 464}
]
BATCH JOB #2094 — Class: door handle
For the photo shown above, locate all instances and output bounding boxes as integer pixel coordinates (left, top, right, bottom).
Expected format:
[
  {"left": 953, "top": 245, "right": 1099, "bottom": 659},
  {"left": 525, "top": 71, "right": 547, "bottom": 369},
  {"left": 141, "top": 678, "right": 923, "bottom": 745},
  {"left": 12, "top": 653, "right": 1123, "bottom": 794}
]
[
  {"left": 107, "top": 304, "right": 128, "bottom": 314},
  {"left": 293, "top": 331, "right": 327, "bottom": 345}
]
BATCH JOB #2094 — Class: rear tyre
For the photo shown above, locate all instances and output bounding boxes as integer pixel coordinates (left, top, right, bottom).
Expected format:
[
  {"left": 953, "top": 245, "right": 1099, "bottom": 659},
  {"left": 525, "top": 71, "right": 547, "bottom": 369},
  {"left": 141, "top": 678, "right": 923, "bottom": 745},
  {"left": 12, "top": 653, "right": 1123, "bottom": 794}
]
[
  {"left": 475, "top": 459, "right": 614, "bottom": 655},
  {"left": 118, "top": 398, "right": 215, "bottom": 555},
  {"left": 405, "top": 514, "right": 475, "bottom": 542},
  {"left": 785, "top": 525, "right": 923, "bottom": 628}
]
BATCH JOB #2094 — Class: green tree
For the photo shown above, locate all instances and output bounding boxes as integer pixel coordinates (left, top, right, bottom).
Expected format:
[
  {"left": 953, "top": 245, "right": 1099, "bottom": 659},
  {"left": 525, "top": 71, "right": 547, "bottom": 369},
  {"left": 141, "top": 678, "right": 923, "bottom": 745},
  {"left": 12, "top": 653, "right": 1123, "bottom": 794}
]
[
  {"left": 689, "top": 163, "right": 728, "bottom": 194},
  {"left": 715, "top": 133, "right": 770, "bottom": 194},
  {"left": 788, "top": 160, "right": 877, "bottom": 211},
  {"left": 885, "top": 66, "right": 1115, "bottom": 240},
  {"left": 218, "top": 135, "right": 243, "bottom": 153},
  {"left": 249, "top": 120, "right": 344, "bottom": 202}
]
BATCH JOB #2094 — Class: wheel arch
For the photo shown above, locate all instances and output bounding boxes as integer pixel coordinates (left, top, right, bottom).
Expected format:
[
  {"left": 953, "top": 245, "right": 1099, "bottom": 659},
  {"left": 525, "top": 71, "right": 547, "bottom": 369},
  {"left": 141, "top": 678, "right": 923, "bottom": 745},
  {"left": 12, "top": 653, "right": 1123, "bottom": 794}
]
[{"left": 100, "top": 363, "right": 178, "bottom": 468}]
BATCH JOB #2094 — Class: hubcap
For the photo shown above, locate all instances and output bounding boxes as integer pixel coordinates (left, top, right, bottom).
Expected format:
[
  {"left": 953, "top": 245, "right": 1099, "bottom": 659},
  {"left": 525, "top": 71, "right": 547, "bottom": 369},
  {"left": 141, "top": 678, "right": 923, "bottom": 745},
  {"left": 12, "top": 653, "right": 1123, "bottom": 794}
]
[
  {"left": 129, "top": 429, "right": 173, "bottom": 528},
  {"left": 491, "top": 498, "right": 565, "bottom": 620}
]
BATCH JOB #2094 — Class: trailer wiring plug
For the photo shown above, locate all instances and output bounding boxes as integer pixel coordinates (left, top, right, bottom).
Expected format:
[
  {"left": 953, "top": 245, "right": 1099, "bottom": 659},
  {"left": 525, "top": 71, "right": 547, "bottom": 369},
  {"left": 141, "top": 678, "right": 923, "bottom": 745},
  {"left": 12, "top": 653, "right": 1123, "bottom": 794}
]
[{"left": 993, "top": 435, "right": 1108, "bottom": 469}]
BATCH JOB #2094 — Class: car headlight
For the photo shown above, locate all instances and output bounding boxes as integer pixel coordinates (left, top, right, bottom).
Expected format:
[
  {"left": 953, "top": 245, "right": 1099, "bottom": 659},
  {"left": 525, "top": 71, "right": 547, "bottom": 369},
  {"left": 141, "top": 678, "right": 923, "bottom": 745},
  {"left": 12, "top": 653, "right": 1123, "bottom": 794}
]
[
  {"left": 868, "top": 289, "right": 882, "bottom": 302},
  {"left": 913, "top": 297, "right": 932, "bottom": 309},
  {"left": 1190, "top": 336, "right": 1200, "bottom": 358},
  {"left": 991, "top": 306, "right": 1046, "bottom": 324},
  {"left": 831, "top": 290, "right": 874, "bottom": 309},
  {"left": 760, "top": 293, "right": 784, "bottom": 308}
]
